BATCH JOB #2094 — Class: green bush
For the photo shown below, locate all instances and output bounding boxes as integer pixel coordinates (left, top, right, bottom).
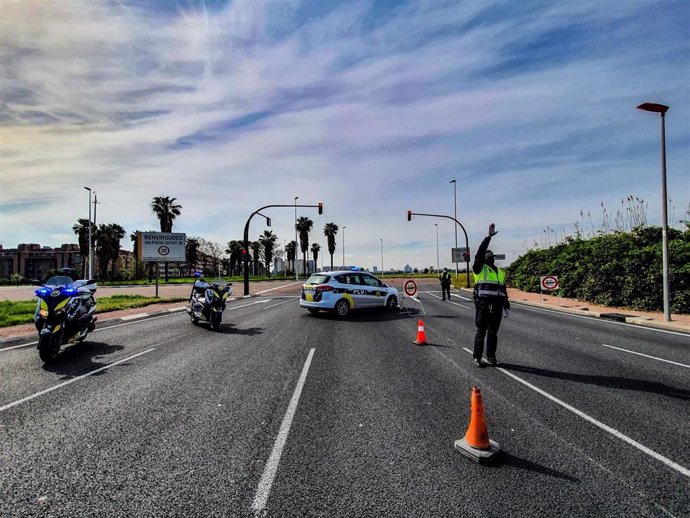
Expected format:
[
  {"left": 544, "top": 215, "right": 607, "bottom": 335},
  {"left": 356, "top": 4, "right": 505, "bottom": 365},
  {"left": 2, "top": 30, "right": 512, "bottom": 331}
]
[{"left": 507, "top": 226, "right": 689, "bottom": 313}]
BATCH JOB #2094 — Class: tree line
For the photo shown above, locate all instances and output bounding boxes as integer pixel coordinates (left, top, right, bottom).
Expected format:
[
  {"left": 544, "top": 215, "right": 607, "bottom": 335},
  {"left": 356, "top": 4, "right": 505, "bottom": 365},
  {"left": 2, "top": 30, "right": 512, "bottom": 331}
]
[{"left": 71, "top": 195, "right": 343, "bottom": 281}]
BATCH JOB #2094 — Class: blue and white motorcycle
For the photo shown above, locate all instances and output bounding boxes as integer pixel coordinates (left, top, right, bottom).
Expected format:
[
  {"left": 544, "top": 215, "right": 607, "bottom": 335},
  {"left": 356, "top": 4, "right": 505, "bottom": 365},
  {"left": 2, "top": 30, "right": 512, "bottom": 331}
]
[
  {"left": 33, "top": 275, "right": 97, "bottom": 363},
  {"left": 186, "top": 273, "right": 233, "bottom": 330}
]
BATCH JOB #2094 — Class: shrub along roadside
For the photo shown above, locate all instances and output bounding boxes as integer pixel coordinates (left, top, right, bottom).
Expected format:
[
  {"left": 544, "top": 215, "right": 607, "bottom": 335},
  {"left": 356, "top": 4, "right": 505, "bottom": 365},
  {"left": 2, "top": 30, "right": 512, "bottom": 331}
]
[
  {"left": 506, "top": 226, "right": 689, "bottom": 313},
  {"left": 0, "top": 295, "right": 188, "bottom": 328}
]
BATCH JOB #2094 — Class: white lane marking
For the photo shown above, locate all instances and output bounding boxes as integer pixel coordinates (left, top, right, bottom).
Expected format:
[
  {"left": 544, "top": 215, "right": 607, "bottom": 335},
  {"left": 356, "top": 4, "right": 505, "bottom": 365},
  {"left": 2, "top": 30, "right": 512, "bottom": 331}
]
[
  {"left": 0, "top": 348, "right": 156, "bottom": 413},
  {"left": 263, "top": 298, "right": 298, "bottom": 310},
  {"left": 120, "top": 313, "right": 149, "bottom": 321},
  {"left": 517, "top": 304, "right": 690, "bottom": 337},
  {"left": 425, "top": 291, "right": 471, "bottom": 309},
  {"left": 256, "top": 281, "right": 303, "bottom": 295},
  {"left": 229, "top": 300, "right": 272, "bottom": 310},
  {"left": 601, "top": 343, "right": 690, "bottom": 369},
  {"left": 0, "top": 341, "right": 37, "bottom": 351},
  {"left": 252, "top": 348, "right": 316, "bottom": 512},
  {"left": 460, "top": 347, "right": 690, "bottom": 479}
]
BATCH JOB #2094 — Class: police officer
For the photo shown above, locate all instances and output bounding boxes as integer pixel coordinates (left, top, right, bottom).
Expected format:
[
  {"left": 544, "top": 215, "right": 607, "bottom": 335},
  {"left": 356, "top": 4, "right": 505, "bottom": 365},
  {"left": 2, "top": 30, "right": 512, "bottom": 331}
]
[
  {"left": 439, "top": 267, "right": 452, "bottom": 300},
  {"left": 472, "top": 223, "right": 510, "bottom": 367}
]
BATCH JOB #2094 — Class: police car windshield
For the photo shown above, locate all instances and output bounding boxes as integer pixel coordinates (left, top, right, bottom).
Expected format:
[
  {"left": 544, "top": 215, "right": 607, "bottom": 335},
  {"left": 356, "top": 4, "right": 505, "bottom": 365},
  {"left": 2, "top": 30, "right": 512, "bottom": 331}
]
[{"left": 306, "top": 274, "right": 330, "bottom": 285}]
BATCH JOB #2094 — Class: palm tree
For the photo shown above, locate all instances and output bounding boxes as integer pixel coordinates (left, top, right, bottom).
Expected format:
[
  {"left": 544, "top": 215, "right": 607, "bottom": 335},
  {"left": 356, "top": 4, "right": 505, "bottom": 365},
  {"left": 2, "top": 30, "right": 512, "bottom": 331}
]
[
  {"left": 285, "top": 241, "right": 296, "bottom": 275},
  {"left": 310, "top": 243, "right": 321, "bottom": 273},
  {"left": 95, "top": 224, "right": 125, "bottom": 280},
  {"left": 323, "top": 222, "right": 339, "bottom": 270},
  {"left": 296, "top": 216, "right": 313, "bottom": 276},
  {"left": 251, "top": 241, "right": 261, "bottom": 276},
  {"left": 73, "top": 218, "right": 95, "bottom": 278},
  {"left": 259, "top": 230, "right": 278, "bottom": 278},
  {"left": 186, "top": 237, "right": 200, "bottom": 276},
  {"left": 151, "top": 196, "right": 182, "bottom": 281}
]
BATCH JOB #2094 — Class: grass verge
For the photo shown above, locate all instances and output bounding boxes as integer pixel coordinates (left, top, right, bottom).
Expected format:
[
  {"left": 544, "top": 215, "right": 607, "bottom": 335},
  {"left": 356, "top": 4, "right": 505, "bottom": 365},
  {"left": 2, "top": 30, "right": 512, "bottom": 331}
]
[{"left": 0, "top": 295, "right": 188, "bottom": 328}]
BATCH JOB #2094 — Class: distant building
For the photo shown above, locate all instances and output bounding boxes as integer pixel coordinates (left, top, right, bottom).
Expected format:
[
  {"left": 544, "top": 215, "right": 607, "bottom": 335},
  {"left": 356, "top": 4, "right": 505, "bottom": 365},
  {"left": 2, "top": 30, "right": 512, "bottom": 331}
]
[
  {"left": 0, "top": 243, "right": 81, "bottom": 280},
  {"left": 403, "top": 264, "right": 413, "bottom": 274}
]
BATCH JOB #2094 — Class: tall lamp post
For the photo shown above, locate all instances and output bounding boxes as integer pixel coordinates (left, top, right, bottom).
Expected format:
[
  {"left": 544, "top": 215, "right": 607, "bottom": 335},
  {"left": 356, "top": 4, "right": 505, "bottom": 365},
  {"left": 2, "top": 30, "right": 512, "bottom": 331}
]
[
  {"left": 294, "top": 196, "right": 299, "bottom": 281},
  {"left": 637, "top": 102, "right": 671, "bottom": 321},
  {"left": 342, "top": 226, "right": 346, "bottom": 268},
  {"left": 84, "top": 187, "right": 92, "bottom": 279},
  {"left": 450, "top": 179, "right": 458, "bottom": 276},
  {"left": 434, "top": 223, "right": 439, "bottom": 272},
  {"left": 380, "top": 238, "right": 383, "bottom": 276}
]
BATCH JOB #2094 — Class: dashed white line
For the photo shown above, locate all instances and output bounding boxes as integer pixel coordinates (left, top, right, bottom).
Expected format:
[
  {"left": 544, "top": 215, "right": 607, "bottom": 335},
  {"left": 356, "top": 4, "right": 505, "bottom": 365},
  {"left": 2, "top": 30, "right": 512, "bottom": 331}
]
[
  {"left": 460, "top": 347, "right": 690, "bottom": 479},
  {"left": 424, "top": 291, "right": 471, "bottom": 309},
  {"left": 0, "top": 348, "right": 156, "bottom": 413},
  {"left": 252, "top": 348, "right": 316, "bottom": 512},
  {"left": 601, "top": 343, "right": 690, "bottom": 369},
  {"left": 256, "top": 281, "right": 303, "bottom": 294},
  {"left": 263, "top": 298, "right": 298, "bottom": 310}
]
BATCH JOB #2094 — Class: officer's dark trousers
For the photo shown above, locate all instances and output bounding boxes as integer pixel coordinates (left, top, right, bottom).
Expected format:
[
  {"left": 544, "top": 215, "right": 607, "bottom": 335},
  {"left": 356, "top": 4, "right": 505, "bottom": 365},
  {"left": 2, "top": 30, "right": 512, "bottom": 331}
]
[
  {"left": 473, "top": 299, "right": 503, "bottom": 360},
  {"left": 441, "top": 283, "right": 450, "bottom": 300}
]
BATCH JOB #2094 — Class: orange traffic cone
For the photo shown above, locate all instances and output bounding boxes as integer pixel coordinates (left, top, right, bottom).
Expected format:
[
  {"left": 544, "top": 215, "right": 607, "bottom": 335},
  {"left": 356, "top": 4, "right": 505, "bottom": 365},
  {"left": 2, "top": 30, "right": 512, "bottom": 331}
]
[
  {"left": 454, "top": 386, "right": 501, "bottom": 463},
  {"left": 413, "top": 320, "right": 427, "bottom": 345}
]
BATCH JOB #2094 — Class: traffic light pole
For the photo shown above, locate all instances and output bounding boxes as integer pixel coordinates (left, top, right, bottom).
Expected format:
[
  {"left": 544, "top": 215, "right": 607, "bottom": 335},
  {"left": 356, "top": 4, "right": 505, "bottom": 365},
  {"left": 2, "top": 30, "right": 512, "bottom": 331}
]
[
  {"left": 407, "top": 211, "right": 471, "bottom": 288},
  {"left": 243, "top": 203, "right": 323, "bottom": 296}
]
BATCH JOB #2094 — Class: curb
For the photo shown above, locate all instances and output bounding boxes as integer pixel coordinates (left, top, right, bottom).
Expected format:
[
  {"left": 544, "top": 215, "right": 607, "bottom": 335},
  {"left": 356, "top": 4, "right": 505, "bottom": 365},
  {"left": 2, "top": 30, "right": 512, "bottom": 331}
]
[{"left": 458, "top": 288, "right": 689, "bottom": 335}]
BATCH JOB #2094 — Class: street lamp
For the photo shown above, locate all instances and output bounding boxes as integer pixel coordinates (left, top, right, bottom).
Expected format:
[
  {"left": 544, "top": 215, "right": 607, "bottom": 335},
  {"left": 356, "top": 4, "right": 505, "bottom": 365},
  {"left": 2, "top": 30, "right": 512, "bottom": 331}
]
[
  {"left": 637, "top": 102, "right": 671, "bottom": 321},
  {"left": 434, "top": 223, "right": 439, "bottom": 272},
  {"left": 450, "top": 179, "right": 458, "bottom": 276},
  {"left": 294, "top": 196, "right": 299, "bottom": 281},
  {"left": 84, "top": 187, "right": 92, "bottom": 279},
  {"left": 380, "top": 238, "right": 383, "bottom": 276},
  {"left": 342, "top": 226, "right": 346, "bottom": 268}
]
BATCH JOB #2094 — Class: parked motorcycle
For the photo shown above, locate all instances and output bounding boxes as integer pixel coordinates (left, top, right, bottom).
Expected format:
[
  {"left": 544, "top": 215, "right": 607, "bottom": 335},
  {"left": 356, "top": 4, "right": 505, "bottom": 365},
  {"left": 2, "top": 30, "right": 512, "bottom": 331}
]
[
  {"left": 33, "top": 275, "right": 97, "bottom": 363},
  {"left": 187, "top": 274, "right": 233, "bottom": 330}
]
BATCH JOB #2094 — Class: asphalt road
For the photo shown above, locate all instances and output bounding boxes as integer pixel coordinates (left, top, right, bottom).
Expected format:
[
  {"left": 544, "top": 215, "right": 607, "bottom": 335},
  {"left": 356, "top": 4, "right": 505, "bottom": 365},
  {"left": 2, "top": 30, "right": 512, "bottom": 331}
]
[{"left": 1, "top": 285, "right": 688, "bottom": 517}]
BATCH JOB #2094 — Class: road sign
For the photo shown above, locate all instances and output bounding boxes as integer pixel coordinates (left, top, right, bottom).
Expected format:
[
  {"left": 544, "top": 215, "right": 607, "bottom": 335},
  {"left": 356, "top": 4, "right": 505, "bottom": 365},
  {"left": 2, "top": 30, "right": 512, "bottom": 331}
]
[
  {"left": 138, "top": 232, "right": 186, "bottom": 262},
  {"left": 404, "top": 279, "right": 418, "bottom": 297},
  {"left": 492, "top": 254, "right": 506, "bottom": 260},
  {"left": 452, "top": 247, "right": 469, "bottom": 262},
  {"left": 540, "top": 275, "right": 559, "bottom": 291}
]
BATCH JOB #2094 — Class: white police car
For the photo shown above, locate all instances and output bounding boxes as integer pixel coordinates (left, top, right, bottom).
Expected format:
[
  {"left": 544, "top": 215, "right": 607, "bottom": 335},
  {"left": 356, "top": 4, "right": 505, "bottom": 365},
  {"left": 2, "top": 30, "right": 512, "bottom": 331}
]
[{"left": 300, "top": 269, "right": 399, "bottom": 317}]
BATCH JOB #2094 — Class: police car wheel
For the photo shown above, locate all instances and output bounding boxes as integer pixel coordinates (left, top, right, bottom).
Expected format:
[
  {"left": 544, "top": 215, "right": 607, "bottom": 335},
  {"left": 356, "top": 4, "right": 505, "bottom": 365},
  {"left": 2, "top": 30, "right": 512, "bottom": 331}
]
[
  {"left": 386, "top": 295, "right": 398, "bottom": 311},
  {"left": 334, "top": 299, "right": 350, "bottom": 317}
]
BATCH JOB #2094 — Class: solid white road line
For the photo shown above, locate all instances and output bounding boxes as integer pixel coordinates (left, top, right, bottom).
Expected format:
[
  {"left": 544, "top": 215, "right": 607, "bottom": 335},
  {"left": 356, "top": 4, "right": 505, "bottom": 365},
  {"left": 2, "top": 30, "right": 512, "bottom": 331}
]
[
  {"left": 601, "top": 343, "right": 690, "bottom": 369},
  {"left": 256, "top": 281, "right": 304, "bottom": 295},
  {"left": 252, "top": 348, "right": 316, "bottom": 512},
  {"left": 517, "top": 304, "right": 690, "bottom": 337},
  {"left": 425, "top": 291, "right": 471, "bottom": 309},
  {"left": 460, "top": 347, "right": 690, "bottom": 479},
  {"left": 0, "top": 348, "right": 156, "bottom": 413},
  {"left": 228, "top": 300, "right": 272, "bottom": 311}
]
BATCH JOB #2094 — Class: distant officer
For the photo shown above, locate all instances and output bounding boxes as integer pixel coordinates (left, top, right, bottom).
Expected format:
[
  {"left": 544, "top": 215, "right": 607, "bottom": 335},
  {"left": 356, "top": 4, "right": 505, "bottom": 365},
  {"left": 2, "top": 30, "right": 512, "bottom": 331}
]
[
  {"left": 439, "top": 267, "right": 452, "bottom": 301},
  {"left": 472, "top": 223, "right": 510, "bottom": 367}
]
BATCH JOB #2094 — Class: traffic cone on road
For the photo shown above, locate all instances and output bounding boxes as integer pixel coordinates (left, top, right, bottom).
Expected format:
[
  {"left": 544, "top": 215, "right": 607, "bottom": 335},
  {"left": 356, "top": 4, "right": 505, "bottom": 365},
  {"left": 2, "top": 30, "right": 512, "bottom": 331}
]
[
  {"left": 413, "top": 320, "right": 428, "bottom": 345},
  {"left": 454, "top": 386, "right": 501, "bottom": 463}
]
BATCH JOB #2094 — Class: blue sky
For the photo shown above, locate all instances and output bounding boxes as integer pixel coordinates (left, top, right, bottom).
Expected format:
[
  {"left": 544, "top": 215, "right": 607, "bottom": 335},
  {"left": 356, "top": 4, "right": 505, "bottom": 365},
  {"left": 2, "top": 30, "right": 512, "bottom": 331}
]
[{"left": 1, "top": 0, "right": 688, "bottom": 271}]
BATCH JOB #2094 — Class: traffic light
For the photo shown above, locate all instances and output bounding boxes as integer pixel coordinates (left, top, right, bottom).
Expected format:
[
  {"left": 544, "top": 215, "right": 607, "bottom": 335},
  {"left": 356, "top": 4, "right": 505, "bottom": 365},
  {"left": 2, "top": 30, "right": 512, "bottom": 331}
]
[
  {"left": 407, "top": 210, "right": 412, "bottom": 221},
  {"left": 318, "top": 202, "right": 323, "bottom": 215},
  {"left": 463, "top": 251, "right": 470, "bottom": 262},
  {"left": 241, "top": 248, "right": 248, "bottom": 259},
  {"left": 266, "top": 217, "right": 271, "bottom": 227}
]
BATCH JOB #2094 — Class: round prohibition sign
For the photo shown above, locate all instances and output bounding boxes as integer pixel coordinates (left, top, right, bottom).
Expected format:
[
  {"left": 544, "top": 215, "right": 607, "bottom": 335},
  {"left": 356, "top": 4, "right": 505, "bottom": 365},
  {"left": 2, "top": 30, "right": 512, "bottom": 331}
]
[
  {"left": 540, "top": 275, "right": 559, "bottom": 291},
  {"left": 158, "top": 246, "right": 170, "bottom": 256},
  {"left": 403, "top": 279, "right": 418, "bottom": 297}
]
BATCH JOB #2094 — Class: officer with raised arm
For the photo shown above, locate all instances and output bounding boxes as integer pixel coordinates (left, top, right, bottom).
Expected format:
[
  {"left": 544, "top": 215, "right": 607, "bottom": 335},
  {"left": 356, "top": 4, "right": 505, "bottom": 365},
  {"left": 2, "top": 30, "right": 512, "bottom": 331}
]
[{"left": 472, "top": 223, "right": 510, "bottom": 367}]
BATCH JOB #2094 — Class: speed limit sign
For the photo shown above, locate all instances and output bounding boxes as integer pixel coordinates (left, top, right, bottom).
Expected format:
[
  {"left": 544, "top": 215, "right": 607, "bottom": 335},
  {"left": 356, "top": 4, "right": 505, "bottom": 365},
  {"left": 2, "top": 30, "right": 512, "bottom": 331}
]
[
  {"left": 404, "top": 279, "right": 418, "bottom": 297},
  {"left": 540, "top": 275, "right": 559, "bottom": 291}
]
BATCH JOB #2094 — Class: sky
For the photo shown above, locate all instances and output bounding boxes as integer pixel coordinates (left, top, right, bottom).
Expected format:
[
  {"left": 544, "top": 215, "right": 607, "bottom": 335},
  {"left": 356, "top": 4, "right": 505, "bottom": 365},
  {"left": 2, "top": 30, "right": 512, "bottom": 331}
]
[{"left": 1, "top": 0, "right": 689, "bottom": 271}]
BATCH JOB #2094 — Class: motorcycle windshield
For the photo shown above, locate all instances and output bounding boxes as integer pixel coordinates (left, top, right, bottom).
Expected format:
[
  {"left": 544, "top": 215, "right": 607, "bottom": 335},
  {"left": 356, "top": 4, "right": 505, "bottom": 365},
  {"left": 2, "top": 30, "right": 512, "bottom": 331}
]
[{"left": 43, "top": 276, "right": 74, "bottom": 288}]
